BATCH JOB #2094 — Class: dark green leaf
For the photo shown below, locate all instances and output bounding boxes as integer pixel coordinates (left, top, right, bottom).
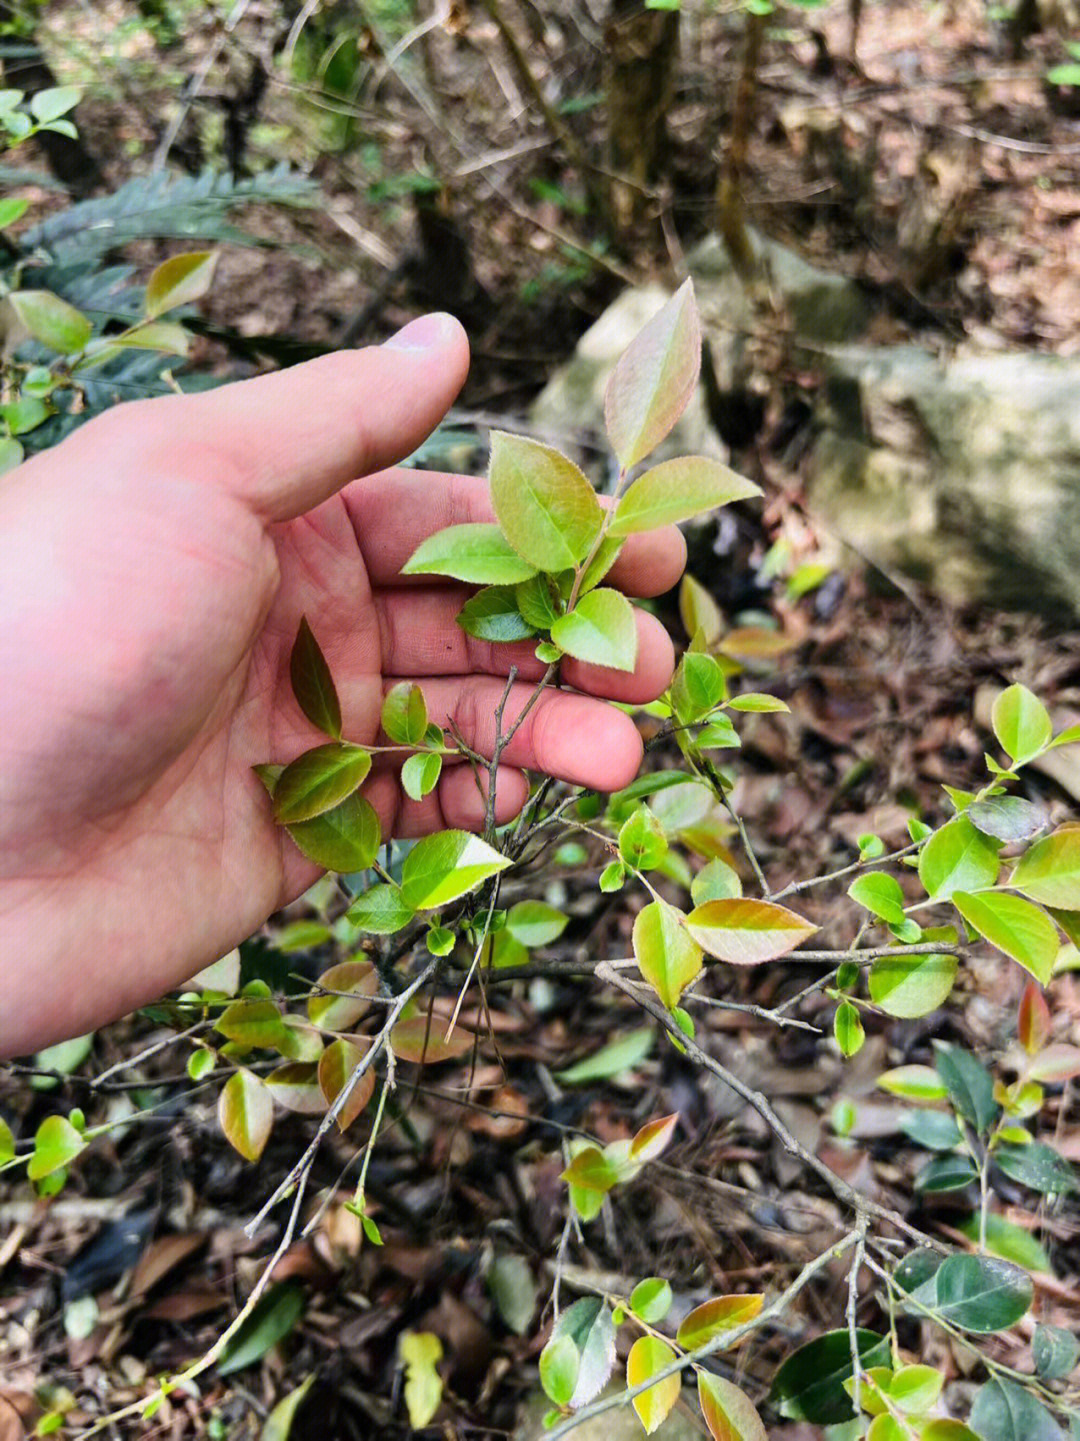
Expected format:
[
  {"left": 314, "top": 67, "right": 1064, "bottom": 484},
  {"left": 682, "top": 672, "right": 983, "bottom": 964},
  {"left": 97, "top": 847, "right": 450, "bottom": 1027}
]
[
  {"left": 770, "top": 1330, "right": 890, "bottom": 1423},
  {"left": 898, "top": 1110, "right": 962, "bottom": 1150},
  {"left": 218, "top": 1283, "right": 304, "bottom": 1376},
  {"left": 915, "top": 1153, "right": 979, "bottom": 1192},
  {"left": 928, "top": 1255, "right": 1032, "bottom": 1333},
  {"left": 970, "top": 1379, "right": 1063, "bottom": 1441},
  {"left": 456, "top": 586, "right": 536, "bottom": 643},
  {"left": 967, "top": 797, "right": 1046, "bottom": 843},
  {"left": 934, "top": 1043, "right": 999, "bottom": 1134},
  {"left": 994, "top": 1141, "right": 1077, "bottom": 1195},
  {"left": 273, "top": 743, "right": 371, "bottom": 824},
  {"left": 289, "top": 617, "right": 341, "bottom": 739},
  {"left": 286, "top": 792, "right": 381, "bottom": 873},
  {"left": 1032, "top": 1324, "right": 1079, "bottom": 1380}
]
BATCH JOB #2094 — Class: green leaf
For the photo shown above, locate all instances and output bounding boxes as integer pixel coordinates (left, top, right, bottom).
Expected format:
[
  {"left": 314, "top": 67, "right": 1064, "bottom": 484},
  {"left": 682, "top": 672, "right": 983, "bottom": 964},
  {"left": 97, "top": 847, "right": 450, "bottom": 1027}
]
[
  {"left": 834, "top": 1001, "right": 865, "bottom": 1057},
  {"left": 994, "top": 1141, "right": 1077, "bottom": 1195},
  {"left": 457, "top": 585, "right": 536, "bottom": 642},
  {"left": 992, "top": 685, "right": 1053, "bottom": 766},
  {"left": 971, "top": 1379, "right": 1063, "bottom": 1441},
  {"left": 627, "top": 1336, "right": 680, "bottom": 1435},
  {"left": 28, "top": 1115, "right": 86, "bottom": 1180},
  {"left": 925, "top": 1255, "right": 1032, "bottom": 1332},
  {"left": 401, "top": 751, "right": 442, "bottom": 801},
  {"left": 381, "top": 682, "right": 428, "bottom": 746},
  {"left": 555, "top": 1027, "right": 654, "bottom": 1083},
  {"left": 488, "top": 431, "right": 603, "bottom": 572},
  {"left": 539, "top": 1333, "right": 579, "bottom": 1407},
  {"left": 934, "top": 1043, "right": 998, "bottom": 1133},
  {"left": 260, "top": 1374, "right": 315, "bottom": 1441},
  {"left": 953, "top": 891, "right": 1058, "bottom": 984},
  {"left": 219, "top": 1283, "right": 304, "bottom": 1375},
  {"left": 727, "top": 691, "right": 789, "bottom": 713},
  {"left": 487, "top": 1253, "right": 537, "bottom": 1335},
  {"left": 0, "top": 196, "right": 28, "bottom": 228},
  {"left": 346, "top": 883, "right": 415, "bottom": 934},
  {"left": 1032, "top": 1324, "right": 1079, "bottom": 1380},
  {"left": 144, "top": 250, "right": 218, "bottom": 317},
  {"left": 670, "top": 651, "right": 727, "bottom": 722},
  {"left": 289, "top": 617, "right": 341, "bottom": 739},
  {"left": 1, "top": 397, "right": 49, "bottom": 435},
  {"left": 619, "top": 805, "right": 669, "bottom": 870},
  {"left": 505, "top": 900, "right": 568, "bottom": 947},
  {"left": 685, "top": 897, "right": 816, "bottom": 964},
  {"left": 9, "top": 289, "right": 92, "bottom": 354},
  {"left": 265, "top": 1062, "right": 324, "bottom": 1115},
  {"left": 273, "top": 742, "right": 372, "bottom": 824},
  {"left": 915, "top": 1153, "right": 979, "bottom": 1191},
  {"left": 579, "top": 534, "right": 625, "bottom": 593},
  {"left": 898, "top": 1110, "right": 962, "bottom": 1150},
  {"left": 604, "top": 279, "right": 702, "bottom": 468},
  {"left": 218, "top": 1069, "right": 273, "bottom": 1163},
  {"left": 967, "top": 797, "right": 1046, "bottom": 843},
  {"left": 515, "top": 574, "right": 562, "bottom": 629},
  {"left": 399, "top": 1331, "right": 443, "bottom": 1428},
  {"left": 691, "top": 858, "right": 742, "bottom": 904},
  {"left": 956, "top": 1215, "right": 1051, "bottom": 1274},
  {"left": 770, "top": 1330, "right": 890, "bottom": 1424},
  {"left": 630, "top": 1278, "right": 673, "bottom": 1324},
  {"left": 402, "top": 522, "right": 539, "bottom": 584},
  {"left": 308, "top": 959, "right": 377, "bottom": 1032},
  {"left": 549, "top": 1297, "right": 617, "bottom": 1409},
  {"left": 1011, "top": 828, "right": 1080, "bottom": 908},
  {"left": 849, "top": 873, "right": 907, "bottom": 926},
  {"left": 561, "top": 1145, "right": 622, "bottom": 1194},
  {"left": 399, "top": 830, "right": 511, "bottom": 910},
  {"left": 869, "top": 952, "right": 957, "bottom": 1018},
  {"left": 29, "top": 86, "right": 81, "bottom": 124},
  {"left": 699, "top": 1374, "right": 768, "bottom": 1441},
  {"left": 0, "top": 1116, "right": 14, "bottom": 1164},
  {"left": 215, "top": 998, "right": 287, "bottom": 1049},
  {"left": 610, "top": 456, "right": 761, "bottom": 536},
  {"left": 677, "top": 1294, "right": 764, "bottom": 1349},
  {"left": 550, "top": 588, "right": 638, "bottom": 672},
  {"left": 286, "top": 791, "right": 381, "bottom": 873},
  {"left": 919, "top": 817, "right": 1001, "bottom": 900},
  {"left": 633, "top": 900, "right": 703, "bottom": 1008},
  {"left": 0, "top": 437, "right": 24, "bottom": 475},
  {"left": 878, "top": 1065, "right": 949, "bottom": 1101}
]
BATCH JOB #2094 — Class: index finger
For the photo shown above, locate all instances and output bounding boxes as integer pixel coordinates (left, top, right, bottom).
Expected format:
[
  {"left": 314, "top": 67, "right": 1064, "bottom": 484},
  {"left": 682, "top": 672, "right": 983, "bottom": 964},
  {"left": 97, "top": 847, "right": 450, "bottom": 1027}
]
[{"left": 343, "top": 468, "right": 687, "bottom": 598}]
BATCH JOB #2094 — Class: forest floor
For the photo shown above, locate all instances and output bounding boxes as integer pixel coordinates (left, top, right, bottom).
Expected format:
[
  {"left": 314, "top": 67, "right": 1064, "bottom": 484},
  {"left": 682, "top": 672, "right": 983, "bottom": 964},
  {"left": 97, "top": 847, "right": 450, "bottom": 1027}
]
[{"left": 2, "top": 2, "right": 1080, "bottom": 1437}]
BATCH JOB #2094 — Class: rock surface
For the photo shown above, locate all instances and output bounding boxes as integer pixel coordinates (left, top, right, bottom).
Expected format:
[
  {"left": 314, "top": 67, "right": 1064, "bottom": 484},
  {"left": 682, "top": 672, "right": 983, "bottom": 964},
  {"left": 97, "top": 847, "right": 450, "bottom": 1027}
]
[{"left": 533, "top": 228, "right": 1080, "bottom": 617}]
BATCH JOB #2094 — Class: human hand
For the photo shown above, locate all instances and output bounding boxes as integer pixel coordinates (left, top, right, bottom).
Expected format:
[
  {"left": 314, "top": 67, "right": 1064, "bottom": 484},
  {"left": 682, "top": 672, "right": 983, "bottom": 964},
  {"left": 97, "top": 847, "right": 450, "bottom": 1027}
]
[{"left": 0, "top": 314, "right": 685, "bottom": 1055}]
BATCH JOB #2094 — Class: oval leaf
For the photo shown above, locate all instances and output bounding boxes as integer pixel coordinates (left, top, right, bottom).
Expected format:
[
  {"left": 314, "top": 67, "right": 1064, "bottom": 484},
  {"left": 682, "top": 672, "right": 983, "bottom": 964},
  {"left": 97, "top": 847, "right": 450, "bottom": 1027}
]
[
  {"left": 347, "top": 883, "right": 416, "bottom": 934},
  {"left": 633, "top": 900, "right": 703, "bottom": 1008},
  {"left": 390, "top": 1013, "right": 476, "bottom": 1064},
  {"left": 610, "top": 456, "right": 761, "bottom": 536},
  {"left": 456, "top": 585, "right": 536, "bottom": 642},
  {"left": 929, "top": 1255, "right": 1032, "bottom": 1333},
  {"left": 28, "top": 1115, "right": 86, "bottom": 1180},
  {"left": 219, "top": 1069, "right": 273, "bottom": 1162},
  {"left": 934, "top": 1043, "right": 999, "bottom": 1133},
  {"left": 145, "top": 250, "right": 218, "bottom": 318},
  {"left": 551, "top": 587, "right": 638, "bottom": 672},
  {"left": 549, "top": 1297, "right": 616, "bottom": 1409},
  {"left": 630, "top": 1278, "right": 673, "bottom": 1324},
  {"left": 308, "top": 959, "right": 377, "bottom": 1032},
  {"left": 971, "top": 1378, "right": 1063, "bottom": 1441},
  {"left": 488, "top": 431, "right": 603, "bottom": 572},
  {"left": 699, "top": 1374, "right": 768, "bottom": 1441},
  {"left": 968, "top": 796, "right": 1046, "bottom": 843},
  {"left": 992, "top": 685, "right": 1053, "bottom": 767},
  {"left": 953, "top": 891, "right": 1058, "bottom": 984},
  {"left": 686, "top": 898, "right": 816, "bottom": 964},
  {"left": 869, "top": 952, "right": 957, "bottom": 1019},
  {"left": 1011, "top": 829, "right": 1080, "bottom": 909},
  {"left": 273, "top": 742, "right": 372, "bottom": 824},
  {"left": 9, "top": 289, "right": 92, "bottom": 354},
  {"left": 605, "top": 279, "right": 702, "bottom": 468},
  {"left": 266, "top": 1062, "right": 325, "bottom": 1115},
  {"left": 400, "top": 830, "right": 511, "bottom": 911},
  {"left": 402, "top": 522, "right": 538, "bottom": 584},
  {"left": 318, "top": 1038, "right": 375, "bottom": 1131},
  {"left": 401, "top": 751, "right": 442, "bottom": 802},
  {"left": 677, "top": 1294, "right": 764, "bottom": 1350},
  {"left": 627, "top": 1336, "right": 681, "bottom": 1435},
  {"left": 919, "top": 817, "right": 1000, "bottom": 901},
  {"left": 770, "top": 1330, "right": 890, "bottom": 1424},
  {"left": 286, "top": 791, "right": 381, "bottom": 873}
]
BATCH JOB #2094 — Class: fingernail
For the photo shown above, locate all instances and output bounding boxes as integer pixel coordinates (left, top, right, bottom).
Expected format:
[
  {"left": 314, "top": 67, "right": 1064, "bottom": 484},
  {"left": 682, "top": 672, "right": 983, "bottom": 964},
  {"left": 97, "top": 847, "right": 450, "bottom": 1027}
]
[{"left": 383, "top": 312, "right": 457, "bottom": 353}]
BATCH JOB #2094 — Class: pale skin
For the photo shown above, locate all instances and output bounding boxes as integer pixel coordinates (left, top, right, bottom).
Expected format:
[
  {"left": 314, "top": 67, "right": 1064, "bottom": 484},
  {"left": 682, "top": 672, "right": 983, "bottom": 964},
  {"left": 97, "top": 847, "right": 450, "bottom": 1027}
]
[{"left": 0, "top": 313, "right": 685, "bottom": 1058}]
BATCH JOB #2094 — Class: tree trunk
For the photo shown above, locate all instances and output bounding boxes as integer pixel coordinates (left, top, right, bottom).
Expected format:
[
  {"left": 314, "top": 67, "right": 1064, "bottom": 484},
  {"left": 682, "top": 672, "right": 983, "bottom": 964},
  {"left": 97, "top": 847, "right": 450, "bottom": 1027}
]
[
  {"left": 714, "top": 8, "right": 764, "bottom": 284},
  {"left": 604, "top": 0, "right": 679, "bottom": 237}
]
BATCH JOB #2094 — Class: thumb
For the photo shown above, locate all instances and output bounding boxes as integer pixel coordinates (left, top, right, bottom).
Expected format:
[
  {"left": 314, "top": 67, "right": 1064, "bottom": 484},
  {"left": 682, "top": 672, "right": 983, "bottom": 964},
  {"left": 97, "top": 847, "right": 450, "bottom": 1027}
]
[{"left": 124, "top": 313, "right": 470, "bottom": 522}]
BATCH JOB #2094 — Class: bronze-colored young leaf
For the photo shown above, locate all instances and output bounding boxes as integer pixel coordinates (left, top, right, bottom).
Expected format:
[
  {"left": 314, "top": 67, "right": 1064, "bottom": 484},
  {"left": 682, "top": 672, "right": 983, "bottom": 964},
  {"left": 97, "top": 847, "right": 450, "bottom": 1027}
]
[
  {"left": 630, "top": 1112, "right": 678, "bottom": 1162},
  {"left": 626, "top": 1336, "right": 681, "bottom": 1435},
  {"left": 317, "top": 1038, "right": 375, "bottom": 1131},
  {"left": 611, "top": 456, "right": 761, "bottom": 536},
  {"left": 680, "top": 572, "right": 723, "bottom": 646},
  {"left": 550, "top": 587, "right": 638, "bottom": 672},
  {"left": 1018, "top": 980, "right": 1051, "bottom": 1055},
  {"left": 308, "top": 959, "right": 378, "bottom": 1032},
  {"left": 290, "top": 616, "right": 342, "bottom": 739},
  {"left": 265, "top": 1062, "right": 325, "bottom": 1115},
  {"left": 604, "top": 279, "right": 702, "bottom": 469},
  {"left": 401, "top": 522, "right": 538, "bottom": 585},
  {"left": 698, "top": 1373, "right": 768, "bottom": 1441},
  {"left": 686, "top": 898, "right": 816, "bottom": 964},
  {"left": 488, "top": 430, "right": 603, "bottom": 573},
  {"left": 390, "top": 1013, "right": 476, "bottom": 1064},
  {"left": 286, "top": 791, "right": 381, "bottom": 873},
  {"left": 273, "top": 742, "right": 371, "bottom": 824},
  {"left": 633, "top": 900, "right": 703, "bottom": 1008},
  {"left": 218, "top": 1069, "right": 273, "bottom": 1162},
  {"left": 678, "top": 1294, "right": 764, "bottom": 1350},
  {"left": 144, "top": 250, "right": 218, "bottom": 318}
]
